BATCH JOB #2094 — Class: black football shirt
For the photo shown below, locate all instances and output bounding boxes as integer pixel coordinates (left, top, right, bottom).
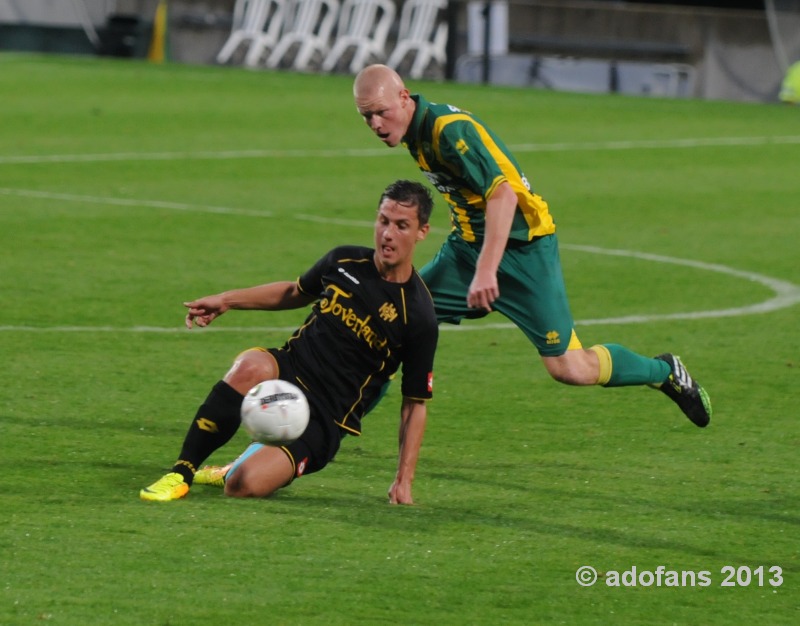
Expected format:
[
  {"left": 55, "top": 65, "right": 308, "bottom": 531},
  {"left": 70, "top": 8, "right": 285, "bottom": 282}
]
[{"left": 276, "top": 245, "right": 438, "bottom": 435}]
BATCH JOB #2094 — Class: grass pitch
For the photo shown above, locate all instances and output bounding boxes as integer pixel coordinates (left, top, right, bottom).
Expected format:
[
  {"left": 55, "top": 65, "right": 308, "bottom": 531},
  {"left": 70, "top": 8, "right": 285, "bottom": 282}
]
[{"left": 1, "top": 53, "right": 798, "bottom": 625}]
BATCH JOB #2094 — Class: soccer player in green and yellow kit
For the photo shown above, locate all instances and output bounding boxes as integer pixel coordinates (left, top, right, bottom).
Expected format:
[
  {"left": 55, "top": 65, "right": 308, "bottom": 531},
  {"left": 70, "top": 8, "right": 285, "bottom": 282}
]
[{"left": 352, "top": 64, "right": 711, "bottom": 427}]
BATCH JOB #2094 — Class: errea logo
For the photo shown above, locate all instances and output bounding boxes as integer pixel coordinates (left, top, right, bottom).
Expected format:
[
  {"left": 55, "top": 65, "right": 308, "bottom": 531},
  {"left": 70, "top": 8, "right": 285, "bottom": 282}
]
[
  {"left": 455, "top": 138, "right": 469, "bottom": 155},
  {"left": 546, "top": 330, "right": 561, "bottom": 345}
]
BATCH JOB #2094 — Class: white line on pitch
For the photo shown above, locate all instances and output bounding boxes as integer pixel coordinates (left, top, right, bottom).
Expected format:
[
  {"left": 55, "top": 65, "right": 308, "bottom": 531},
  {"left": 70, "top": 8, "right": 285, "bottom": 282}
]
[
  {"left": 1, "top": 135, "right": 799, "bottom": 165},
  {"left": 2, "top": 245, "right": 798, "bottom": 333},
  {"left": 0, "top": 188, "right": 377, "bottom": 228}
]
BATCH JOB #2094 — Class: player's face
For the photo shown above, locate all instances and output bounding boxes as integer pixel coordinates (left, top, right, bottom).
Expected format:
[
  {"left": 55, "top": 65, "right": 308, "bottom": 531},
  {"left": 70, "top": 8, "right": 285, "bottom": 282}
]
[
  {"left": 374, "top": 199, "right": 428, "bottom": 271},
  {"left": 355, "top": 88, "right": 412, "bottom": 148}
]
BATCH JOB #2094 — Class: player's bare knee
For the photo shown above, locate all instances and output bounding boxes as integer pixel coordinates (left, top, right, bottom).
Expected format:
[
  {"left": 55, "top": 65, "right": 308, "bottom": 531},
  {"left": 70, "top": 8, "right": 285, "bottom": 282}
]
[
  {"left": 223, "top": 470, "right": 244, "bottom": 497},
  {"left": 224, "top": 350, "right": 275, "bottom": 391},
  {"left": 223, "top": 469, "right": 254, "bottom": 498},
  {"left": 548, "top": 370, "right": 568, "bottom": 384},
  {"left": 548, "top": 366, "right": 583, "bottom": 385},
  {"left": 223, "top": 464, "right": 278, "bottom": 498},
  {"left": 542, "top": 352, "right": 598, "bottom": 386}
]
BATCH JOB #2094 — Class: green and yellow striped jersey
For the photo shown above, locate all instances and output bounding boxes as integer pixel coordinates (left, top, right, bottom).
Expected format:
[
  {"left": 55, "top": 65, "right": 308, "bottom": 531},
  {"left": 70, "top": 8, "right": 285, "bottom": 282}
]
[{"left": 402, "top": 94, "right": 555, "bottom": 244}]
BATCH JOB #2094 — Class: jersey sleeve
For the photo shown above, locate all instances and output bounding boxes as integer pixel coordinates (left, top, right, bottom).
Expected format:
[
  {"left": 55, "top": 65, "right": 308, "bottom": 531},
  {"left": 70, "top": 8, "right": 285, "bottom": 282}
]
[
  {"left": 399, "top": 284, "right": 439, "bottom": 400},
  {"left": 296, "top": 248, "right": 337, "bottom": 298},
  {"left": 436, "top": 119, "right": 507, "bottom": 200}
]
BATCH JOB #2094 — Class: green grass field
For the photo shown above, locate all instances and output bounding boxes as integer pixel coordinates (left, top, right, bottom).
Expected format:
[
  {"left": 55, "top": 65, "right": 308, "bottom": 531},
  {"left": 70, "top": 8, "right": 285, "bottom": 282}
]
[{"left": 1, "top": 53, "right": 798, "bottom": 625}]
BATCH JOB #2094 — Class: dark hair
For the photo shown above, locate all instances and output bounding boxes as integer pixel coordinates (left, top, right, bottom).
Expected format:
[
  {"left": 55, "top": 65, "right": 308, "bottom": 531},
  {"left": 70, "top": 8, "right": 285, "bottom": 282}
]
[{"left": 379, "top": 180, "right": 434, "bottom": 226}]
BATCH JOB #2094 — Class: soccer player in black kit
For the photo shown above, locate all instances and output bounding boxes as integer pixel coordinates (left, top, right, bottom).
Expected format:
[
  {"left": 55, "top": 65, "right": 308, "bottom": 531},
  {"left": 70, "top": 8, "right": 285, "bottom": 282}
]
[{"left": 140, "top": 180, "right": 438, "bottom": 504}]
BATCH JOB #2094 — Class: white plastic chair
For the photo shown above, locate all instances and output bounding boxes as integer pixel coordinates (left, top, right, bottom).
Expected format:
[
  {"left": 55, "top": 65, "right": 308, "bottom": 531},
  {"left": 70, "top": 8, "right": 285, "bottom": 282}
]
[
  {"left": 217, "top": 0, "right": 285, "bottom": 65},
  {"left": 386, "top": 0, "right": 449, "bottom": 79},
  {"left": 244, "top": 0, "right": 290, "bottom": 66},
  {"left": 266, "top": 0, "right": 341, "bottom": 71},
  {"left": 321, "top": 0, "right": 396, "bottom": 74}
]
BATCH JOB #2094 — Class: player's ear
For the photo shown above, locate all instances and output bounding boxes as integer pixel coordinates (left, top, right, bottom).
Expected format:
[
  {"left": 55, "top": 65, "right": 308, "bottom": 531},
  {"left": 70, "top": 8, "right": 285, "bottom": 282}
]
[{"left": 416, "top": 223, "right": 430, "bottom": 241}]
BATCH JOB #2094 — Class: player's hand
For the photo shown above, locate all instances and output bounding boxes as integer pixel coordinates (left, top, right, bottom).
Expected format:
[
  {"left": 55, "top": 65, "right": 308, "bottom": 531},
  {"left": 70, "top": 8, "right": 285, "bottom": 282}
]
[
  {"left": 388, "top": 479, "right": 414, "bottom": 505},
  {"left": 467, "top": 269, "right": 499, "bottom": 312},
  {"left": 184, "top": 296, "right": 228, "bottom": 329}
]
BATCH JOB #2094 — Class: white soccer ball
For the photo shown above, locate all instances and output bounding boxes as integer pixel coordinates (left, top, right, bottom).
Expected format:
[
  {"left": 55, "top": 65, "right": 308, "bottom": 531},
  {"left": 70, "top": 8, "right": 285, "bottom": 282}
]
[{"left": 240, "top": 379, "right": 310, "bottom": 446}]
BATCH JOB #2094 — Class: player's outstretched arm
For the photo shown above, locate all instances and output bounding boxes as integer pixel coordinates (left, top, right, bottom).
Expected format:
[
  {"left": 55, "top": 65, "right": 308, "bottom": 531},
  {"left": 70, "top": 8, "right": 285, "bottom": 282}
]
[
  {"left": 183, "top": 293, "right": 228, "bottom": 328},
  {"left": 388, "top": 398, "right": 427, "bottom": 505},
  {"left": 184, "top": 281, "right": 314, "bottom": 329}
]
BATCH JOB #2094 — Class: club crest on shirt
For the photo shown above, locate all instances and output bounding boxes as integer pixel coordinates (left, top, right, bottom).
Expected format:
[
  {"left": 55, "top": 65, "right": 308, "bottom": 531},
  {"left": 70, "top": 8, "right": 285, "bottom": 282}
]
[{"left": 378, "top": 302, "right": 398, "bottom": 322}]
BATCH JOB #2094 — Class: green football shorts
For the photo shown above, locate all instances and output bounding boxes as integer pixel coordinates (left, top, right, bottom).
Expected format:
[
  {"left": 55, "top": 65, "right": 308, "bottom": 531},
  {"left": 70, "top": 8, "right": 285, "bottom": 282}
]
[{"left": 419, "top": 233, "right": 581, "bottom": 357}]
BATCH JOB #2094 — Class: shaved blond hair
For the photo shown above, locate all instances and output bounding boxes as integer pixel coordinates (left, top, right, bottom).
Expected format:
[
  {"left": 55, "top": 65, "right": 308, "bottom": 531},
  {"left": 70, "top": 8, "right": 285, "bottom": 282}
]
[{"left": 353, "top": 64, "right": 406, "bottom": 99}]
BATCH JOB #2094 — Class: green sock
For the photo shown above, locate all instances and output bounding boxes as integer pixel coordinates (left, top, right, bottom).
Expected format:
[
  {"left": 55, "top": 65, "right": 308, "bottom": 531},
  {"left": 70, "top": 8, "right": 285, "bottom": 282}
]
[{"left": 600, "top": 343, "right": 670, "bottom": 387}]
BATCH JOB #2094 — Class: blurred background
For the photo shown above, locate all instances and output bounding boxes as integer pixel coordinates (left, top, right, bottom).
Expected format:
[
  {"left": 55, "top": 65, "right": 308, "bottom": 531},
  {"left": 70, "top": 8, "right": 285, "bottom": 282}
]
[{"left": 1, "top": 0, "right": 798, "bottom": 102}]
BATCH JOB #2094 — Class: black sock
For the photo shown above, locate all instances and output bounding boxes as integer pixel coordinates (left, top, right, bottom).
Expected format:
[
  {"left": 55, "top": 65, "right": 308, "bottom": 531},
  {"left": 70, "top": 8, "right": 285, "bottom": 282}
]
[{"left": 172, "top": 381, "right": 243, "bottom": 485}]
